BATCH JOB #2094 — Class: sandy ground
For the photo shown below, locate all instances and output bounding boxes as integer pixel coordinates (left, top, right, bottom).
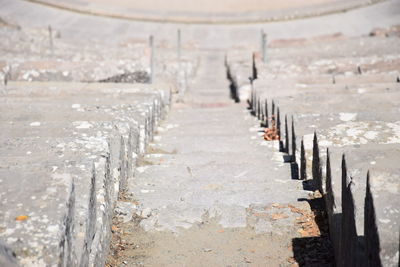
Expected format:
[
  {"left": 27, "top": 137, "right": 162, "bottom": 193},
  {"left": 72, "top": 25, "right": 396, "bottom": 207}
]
[{"left": 107, "top": 211, "right": 294, "bottom": 266}]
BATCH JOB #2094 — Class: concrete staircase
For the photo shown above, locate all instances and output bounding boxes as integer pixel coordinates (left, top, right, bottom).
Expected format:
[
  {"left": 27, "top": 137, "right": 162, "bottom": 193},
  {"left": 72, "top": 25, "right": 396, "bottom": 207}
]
[
  {"left": 0, "top": 16, "right": 197, "bottom": 267},
  {"left": 0, "top": 81, "right": 170, "bottom": 266},
  {"left": 105, "top": 51, "right": 334, "bottom": 266},
  {"left": 1, "top": 1, "right": 399, "bottom": 266},
  {"left": 227, "top": 32, "right": 400, "bottom": 266}
]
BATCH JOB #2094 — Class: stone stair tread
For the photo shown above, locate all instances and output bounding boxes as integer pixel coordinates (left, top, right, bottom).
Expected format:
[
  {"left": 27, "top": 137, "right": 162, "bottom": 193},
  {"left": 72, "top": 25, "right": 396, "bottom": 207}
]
[{"left": 0, "top": 81, "right": 169, "bottom": 266}]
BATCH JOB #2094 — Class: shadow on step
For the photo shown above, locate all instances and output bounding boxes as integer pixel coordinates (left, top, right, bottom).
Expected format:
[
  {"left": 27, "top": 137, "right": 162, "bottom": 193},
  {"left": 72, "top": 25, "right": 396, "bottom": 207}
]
[
  {"left": 292, "top": 237, "right": 334, "bottom": 267},
  {"left": 290, "top": 162, "right": 299, "bottom": 180},
  {"left": 281, "top": 154, "right": 300, "bottom": 181},
  {"left": 291, "top": 197, "right": 335, "bottom": 266}
]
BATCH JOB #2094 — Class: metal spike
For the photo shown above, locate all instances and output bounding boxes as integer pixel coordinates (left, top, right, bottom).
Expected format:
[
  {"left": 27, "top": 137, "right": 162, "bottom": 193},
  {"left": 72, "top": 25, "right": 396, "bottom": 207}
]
[
  {"left": 271, "top": 100, "right": 275, "bottom": 120},
  {"left": 341, "top": 154, "right": 347, "bottom": 203},
  {"left": 277, "top": 107, "right": 281, "bottom": 140},
  {"left": 284, "top": 115, "right": 289, "bottom": 153},
  {"left": 326, "top": 148, "right": 335, "bottom": 209},
  {"left": 291, "top": 116, "right": 296, "bottom": 162},
  {"left": 300, "top": 138, "right": 306, "bottom": 180}
]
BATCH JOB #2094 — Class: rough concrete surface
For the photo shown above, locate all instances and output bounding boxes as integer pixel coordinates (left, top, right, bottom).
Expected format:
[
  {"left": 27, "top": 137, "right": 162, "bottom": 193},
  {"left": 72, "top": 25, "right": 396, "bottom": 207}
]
[
  {"left": 0, "top": 82, "right": 170, "bottom": 266},
  {"left": 226, "top": 25, "right": 400, "bottom": 266},
  {"left": 106, "top": 51, "right": 334, "bottom": 267},
  {"left": 1, "top": 0, "right": 399, "bottom": 266}
]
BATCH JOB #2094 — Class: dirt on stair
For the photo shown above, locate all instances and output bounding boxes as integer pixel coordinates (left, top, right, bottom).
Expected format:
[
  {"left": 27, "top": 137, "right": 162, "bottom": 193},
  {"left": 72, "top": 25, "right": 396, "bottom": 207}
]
[
  {"left": 106, "top": 196, "right": 333, "bottom": 267},
  {"left": 107, "top": 212, "right": 291, "bottom": 266}
]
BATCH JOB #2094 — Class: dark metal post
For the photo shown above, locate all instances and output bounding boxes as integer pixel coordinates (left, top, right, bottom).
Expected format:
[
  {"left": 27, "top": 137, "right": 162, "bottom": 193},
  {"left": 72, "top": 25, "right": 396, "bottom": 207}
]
[
  {"left": 284, "top": 115, "right": 289, "bottom": 153},
  {"left": 300, "top": 139, "right": 306, "bottom": 180},
  {"left": 252, "top": 52, "right": 258, "bottom": 80},
  {"left": 277, "top": 107, "right": 281, "bottom": 140},
  {"left": 291, "top": 116, "right": 296, "bottom": 162},
  {"left": 271, "top": 100, "right": 275, "bottom": 122}
]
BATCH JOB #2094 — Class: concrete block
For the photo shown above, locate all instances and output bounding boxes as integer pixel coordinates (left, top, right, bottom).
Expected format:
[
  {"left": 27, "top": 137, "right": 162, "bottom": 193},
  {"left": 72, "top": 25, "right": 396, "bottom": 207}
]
[
  {"left": 0, "top": 82, "right": 170, "bottom": 266},
  {"left": 232, "top": 66, "right": 400, "bottom": 266}
]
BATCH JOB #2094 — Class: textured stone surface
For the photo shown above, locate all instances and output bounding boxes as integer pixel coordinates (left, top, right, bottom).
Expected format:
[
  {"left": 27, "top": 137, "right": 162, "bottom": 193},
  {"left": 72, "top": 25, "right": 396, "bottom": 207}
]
[
  {"left": 0, "top": 82, "right": 170, "bottom": 266},
  {"left": 105, "top": 50, "right": 333, "bottom": 267},
  {"left": 227, "top": 31, "right": 400, "bottom": 266},
  {"left": 1, "top": 0, "right": 400, "bottom": 265}
]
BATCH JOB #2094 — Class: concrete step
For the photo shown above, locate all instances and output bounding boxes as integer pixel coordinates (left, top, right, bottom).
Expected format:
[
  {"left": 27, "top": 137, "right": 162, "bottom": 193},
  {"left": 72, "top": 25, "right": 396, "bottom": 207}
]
[
  {"left": 143, "top": 149, "right": 281, "bottom": 166},
  {"left": 249, "top": 86, "right": 400, "bottom": 267},
  {"left": 0, "top": 82, "right": 170, "bottom": 266},
  {"left": 248, "top": 86, "right": 400, "bottom": 265},
  {"left": 127, "top": 83, "right": 312, "bottom": 243},
  {"left": 226, "top": 37, "right": 400, "bottom": 265},
  {"left": 325, "top": 144, "right": 400, "bottom": 267}
]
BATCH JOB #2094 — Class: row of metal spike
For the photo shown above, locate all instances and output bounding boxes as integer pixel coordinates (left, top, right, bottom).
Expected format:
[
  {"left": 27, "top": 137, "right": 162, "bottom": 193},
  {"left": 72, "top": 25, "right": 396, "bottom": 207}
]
[
  {"left": 249, "top": 87, "right": 381, "bottom": 265},
  {"left": 249, "top": 87, "right": 300, "bottom": 175},
  {"left": 313, "top": 132, "right": 381, "bottom": 266}
]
